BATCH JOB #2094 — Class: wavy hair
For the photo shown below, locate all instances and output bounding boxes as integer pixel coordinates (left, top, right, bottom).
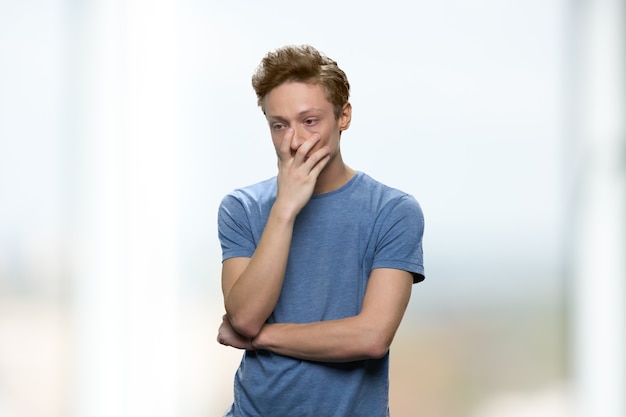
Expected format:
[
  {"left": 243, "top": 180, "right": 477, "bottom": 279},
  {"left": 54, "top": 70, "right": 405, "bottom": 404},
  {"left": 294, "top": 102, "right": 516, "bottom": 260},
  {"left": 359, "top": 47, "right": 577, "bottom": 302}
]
[{"left": 251, "top": 45, "right": 350, "bottom": 118}]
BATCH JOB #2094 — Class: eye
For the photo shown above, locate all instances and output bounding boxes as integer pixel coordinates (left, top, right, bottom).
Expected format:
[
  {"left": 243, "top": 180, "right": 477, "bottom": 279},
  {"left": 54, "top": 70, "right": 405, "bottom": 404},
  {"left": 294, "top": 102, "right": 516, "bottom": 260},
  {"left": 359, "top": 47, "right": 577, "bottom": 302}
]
[
  {"left": 304, "top": 118, "right": 318, "bottom": 126},
  {"left": 271, "top": 122, "right": 286, "bottom": 131}
]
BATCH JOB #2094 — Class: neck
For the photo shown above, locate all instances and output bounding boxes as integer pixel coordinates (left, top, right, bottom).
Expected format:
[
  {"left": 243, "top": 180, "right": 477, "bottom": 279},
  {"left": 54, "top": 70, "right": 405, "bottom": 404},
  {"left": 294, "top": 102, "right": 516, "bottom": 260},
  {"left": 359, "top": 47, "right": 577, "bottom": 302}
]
[{"left": 313, "top": 153, "right": 355, "bottom": 195}]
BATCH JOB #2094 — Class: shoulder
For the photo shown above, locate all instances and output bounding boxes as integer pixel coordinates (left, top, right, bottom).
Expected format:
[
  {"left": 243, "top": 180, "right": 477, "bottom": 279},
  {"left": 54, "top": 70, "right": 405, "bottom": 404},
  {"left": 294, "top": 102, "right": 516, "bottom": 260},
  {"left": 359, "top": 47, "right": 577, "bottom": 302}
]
[
  {"left": 220, "top": 177, "right": 277, "bottom": 211},
  {"left": 355, "top": 172, "right": 423, "bottom": 216}
]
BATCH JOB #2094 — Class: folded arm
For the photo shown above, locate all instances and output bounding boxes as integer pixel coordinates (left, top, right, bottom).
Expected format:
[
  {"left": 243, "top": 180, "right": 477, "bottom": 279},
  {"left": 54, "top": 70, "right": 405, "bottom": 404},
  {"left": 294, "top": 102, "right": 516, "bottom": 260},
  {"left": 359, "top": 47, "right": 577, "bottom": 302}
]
[{"left": 219, "top": 268, "right": 413, "bottom": 362}]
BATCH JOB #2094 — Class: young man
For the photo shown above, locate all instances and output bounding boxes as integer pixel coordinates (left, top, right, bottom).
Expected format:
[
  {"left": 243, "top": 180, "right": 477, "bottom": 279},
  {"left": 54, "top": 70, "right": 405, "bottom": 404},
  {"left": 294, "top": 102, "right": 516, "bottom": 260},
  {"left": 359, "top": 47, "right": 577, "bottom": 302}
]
[{"left": 217, "top": 45, "right": 425, "bottom": 416}]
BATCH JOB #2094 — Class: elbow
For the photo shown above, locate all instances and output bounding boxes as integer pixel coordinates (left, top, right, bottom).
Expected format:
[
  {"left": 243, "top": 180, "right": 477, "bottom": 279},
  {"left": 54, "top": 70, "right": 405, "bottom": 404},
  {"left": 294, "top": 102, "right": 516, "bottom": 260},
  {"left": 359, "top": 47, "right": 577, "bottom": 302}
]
[
  {"left": 353, "top": 317, "right": 395, "bottom": 360},
  {"left": 365, "top": 342, "right": 390, "bottom": 360},
  {"left": 227, "top": 312, "right": 263, "bottom": 339},
  {"left": 361, "top": 332, "right": 392, "bottom": 360}
]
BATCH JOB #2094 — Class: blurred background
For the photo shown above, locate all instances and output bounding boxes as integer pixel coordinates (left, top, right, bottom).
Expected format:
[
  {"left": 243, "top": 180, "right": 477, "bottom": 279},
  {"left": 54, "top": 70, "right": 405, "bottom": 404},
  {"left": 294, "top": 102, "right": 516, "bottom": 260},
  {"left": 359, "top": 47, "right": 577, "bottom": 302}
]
[{"left": 0, "top": 0, "right": 623, "bottom": 416}]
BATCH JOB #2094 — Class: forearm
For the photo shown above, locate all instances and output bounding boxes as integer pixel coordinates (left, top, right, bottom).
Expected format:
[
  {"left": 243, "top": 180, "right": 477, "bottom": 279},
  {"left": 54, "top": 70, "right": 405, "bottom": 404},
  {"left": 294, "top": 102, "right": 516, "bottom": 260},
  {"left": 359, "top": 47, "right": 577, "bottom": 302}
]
[
  {"left": 250, "top": 269, "right": 413, "bottom": 362},
  {"left": 252, "top": 316, "right": 393, "bottom": 362},
  {"left": 224, "top": 204, "right": 296, "bottom": 337}
]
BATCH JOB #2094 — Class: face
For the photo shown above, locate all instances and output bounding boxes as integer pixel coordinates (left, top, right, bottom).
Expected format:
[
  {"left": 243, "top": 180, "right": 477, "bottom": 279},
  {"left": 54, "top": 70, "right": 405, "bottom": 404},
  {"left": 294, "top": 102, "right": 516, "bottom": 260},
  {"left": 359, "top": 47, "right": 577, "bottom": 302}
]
[{"left": 262, "top": 81, "right": 351, "bottom": 161}]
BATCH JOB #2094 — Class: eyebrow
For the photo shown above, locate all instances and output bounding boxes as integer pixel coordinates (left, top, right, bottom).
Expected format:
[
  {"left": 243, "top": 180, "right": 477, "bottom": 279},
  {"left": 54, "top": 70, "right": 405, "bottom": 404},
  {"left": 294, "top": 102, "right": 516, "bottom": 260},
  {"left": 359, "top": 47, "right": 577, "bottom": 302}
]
[
  {"left": 266, "top": 115, "right": 288, "bottom": 123},
  {"left": 266, "top": 108, "right": 322, "bottom": 122}
]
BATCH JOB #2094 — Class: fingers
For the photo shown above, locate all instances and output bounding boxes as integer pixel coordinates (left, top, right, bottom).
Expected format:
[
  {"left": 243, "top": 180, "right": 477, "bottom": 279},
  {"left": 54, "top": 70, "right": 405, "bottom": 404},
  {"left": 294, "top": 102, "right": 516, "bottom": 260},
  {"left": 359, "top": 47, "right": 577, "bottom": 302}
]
[
  {"left": 278, "top": 129, "right": 321, "bottom": 162},
  {"left": 276, "top": 129, "right": 329, "bottom": 175},
  {"left": 277, "top": 128, "right": 294, "bottom": 160},
  {"left": 306, "top": 148, "right": 331, "bottom": 176},
  {"left": 294, "top": 134, "right": 320, "bottom": 162}
]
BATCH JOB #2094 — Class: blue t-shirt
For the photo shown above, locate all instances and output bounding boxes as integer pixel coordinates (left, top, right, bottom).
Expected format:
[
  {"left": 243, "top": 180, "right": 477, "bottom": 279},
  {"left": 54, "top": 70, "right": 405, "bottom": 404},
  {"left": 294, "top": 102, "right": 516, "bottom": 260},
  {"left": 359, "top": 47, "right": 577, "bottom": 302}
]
[{"left": 218, "top": 172, "right": 425, "bottom": 417}]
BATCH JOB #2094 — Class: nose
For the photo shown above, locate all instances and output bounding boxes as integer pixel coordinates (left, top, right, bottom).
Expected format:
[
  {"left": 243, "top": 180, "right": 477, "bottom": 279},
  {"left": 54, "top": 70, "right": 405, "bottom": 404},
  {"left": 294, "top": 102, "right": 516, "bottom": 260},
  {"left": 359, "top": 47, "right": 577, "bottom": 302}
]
[{"left": 290, "top": 126, "right": 306, "bottom": 151}]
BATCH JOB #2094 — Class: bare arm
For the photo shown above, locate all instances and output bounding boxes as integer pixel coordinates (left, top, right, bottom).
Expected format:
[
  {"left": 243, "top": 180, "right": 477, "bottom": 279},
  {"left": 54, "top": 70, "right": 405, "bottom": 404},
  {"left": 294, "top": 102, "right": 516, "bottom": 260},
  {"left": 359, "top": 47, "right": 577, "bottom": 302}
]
[
  {"left": 222, "top": 130, "right": 330, "bottom": 338},
  {"left": 219, "top": 268, "right": 414, "bottom": 362},
  {"left": 221, "top": 209, "right": 294, "bottom": 338}
]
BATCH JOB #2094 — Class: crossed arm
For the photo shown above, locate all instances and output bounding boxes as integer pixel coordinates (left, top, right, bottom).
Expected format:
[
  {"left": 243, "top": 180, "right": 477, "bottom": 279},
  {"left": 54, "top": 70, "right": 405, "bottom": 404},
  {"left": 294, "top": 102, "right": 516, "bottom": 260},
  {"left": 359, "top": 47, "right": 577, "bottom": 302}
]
[{"left": 218, "top": 256, "right": 413, "bottom": 362}]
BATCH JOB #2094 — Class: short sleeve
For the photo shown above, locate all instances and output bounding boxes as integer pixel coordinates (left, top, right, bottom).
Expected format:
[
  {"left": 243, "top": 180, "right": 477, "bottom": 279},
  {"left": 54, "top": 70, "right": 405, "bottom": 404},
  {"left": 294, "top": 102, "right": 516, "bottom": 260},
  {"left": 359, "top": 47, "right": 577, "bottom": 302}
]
[
  {"left": 217, "top": 193, "right": 256, "bottom": 262},
  {"left": 372, "top": 195, "right": 425, "bottom": 283}
]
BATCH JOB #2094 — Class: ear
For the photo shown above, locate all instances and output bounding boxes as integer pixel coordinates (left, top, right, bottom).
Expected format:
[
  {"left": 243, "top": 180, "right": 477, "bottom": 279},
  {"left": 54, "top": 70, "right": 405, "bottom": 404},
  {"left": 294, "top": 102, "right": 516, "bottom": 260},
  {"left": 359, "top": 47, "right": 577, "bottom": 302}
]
[{"left": 338, "top": 102, "right": 352, "bottom": 132}]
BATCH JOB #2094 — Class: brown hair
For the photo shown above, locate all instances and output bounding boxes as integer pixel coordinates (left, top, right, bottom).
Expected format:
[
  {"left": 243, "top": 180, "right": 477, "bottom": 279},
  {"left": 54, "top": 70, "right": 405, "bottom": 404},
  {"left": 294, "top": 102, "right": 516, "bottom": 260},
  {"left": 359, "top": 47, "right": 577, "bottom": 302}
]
[{"left": 251, "top": 45, "right": 350, "bottom": 118}]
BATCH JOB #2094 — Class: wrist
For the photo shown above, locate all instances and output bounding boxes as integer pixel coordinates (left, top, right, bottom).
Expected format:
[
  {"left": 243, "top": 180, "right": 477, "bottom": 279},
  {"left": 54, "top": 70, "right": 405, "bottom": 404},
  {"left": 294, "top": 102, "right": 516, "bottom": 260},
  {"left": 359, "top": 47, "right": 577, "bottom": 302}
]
[
  {"left": 250, "top": 324, "right": 271, "bottom": 351},
  {"left": 271, "top": 199, "right": 301, "bottom": 222},
  {"left": 250, "top": 332, "right": 262, "bottom": 351}
]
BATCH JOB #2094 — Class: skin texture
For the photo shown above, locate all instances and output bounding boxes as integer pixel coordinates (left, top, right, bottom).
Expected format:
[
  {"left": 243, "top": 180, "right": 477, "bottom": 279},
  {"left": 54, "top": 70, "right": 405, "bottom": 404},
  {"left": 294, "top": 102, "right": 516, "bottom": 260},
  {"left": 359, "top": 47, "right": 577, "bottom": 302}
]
[{"left": 217, "top": 81, "right": 413, "bottom": 362}]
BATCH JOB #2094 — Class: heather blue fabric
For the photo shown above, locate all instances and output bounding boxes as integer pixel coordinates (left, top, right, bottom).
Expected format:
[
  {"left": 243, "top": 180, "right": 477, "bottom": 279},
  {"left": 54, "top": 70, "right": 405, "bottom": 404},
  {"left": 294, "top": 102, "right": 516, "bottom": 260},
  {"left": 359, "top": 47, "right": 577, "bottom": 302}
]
[{"left": 218, "top": 172, "right": 424, "bottom": 417}]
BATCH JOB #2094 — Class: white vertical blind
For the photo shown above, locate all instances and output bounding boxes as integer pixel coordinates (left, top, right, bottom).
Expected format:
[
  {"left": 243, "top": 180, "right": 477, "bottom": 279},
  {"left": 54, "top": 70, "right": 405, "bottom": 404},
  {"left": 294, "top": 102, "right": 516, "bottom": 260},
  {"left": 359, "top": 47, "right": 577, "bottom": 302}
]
[
  {"left": 72, "top": 0, "right": 128, "bottom": 415},
  {"left": 569, "top": 1, "right": 626, "bottom": 417},
  {"left": 73, "top": 1, "right": 180, "bottom": 416}
]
